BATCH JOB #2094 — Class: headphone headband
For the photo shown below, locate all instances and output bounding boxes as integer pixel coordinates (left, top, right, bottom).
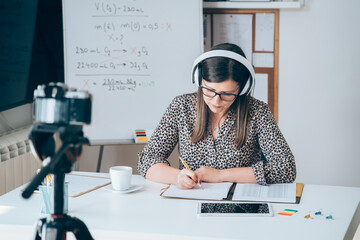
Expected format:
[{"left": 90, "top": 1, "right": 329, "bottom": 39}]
[{"left": 191, "top": 50, "right": 255, "bottom": 96}]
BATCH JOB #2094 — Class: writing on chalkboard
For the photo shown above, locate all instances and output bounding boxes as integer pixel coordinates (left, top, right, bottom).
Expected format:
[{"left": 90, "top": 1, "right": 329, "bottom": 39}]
[
  {"left": 94, "top": 2, "right": 145, "bottom": 16},
  {"left": 75, "top": 46, "right": 148, "bottom": 57},
  {"left": 79, "top": 78, "right": 155, "bottom": 92},
  {"left": 94, "top": 21, "right": 163, "bottom": 33},
  {"left": 64, "top": 0, "right": 202, "bottom": 141},
  {"left": 75, "top": 60, "right": 148, "bottom": 71},
  {"left": 103, "top": 78, "right": 136, "bottom": 91},
  {"left": 67, "top": 1, "right": 174, "bottom": 93}
]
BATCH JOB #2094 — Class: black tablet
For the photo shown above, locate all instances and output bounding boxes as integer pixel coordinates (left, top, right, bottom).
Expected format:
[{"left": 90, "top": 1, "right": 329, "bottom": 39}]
[{"left": 197, "top": 202, "right": 273, "bottom": 217}]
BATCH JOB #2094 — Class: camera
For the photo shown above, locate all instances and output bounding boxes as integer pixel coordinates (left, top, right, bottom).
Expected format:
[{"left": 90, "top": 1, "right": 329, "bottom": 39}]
[
  {"left": 24, "top": 82, "right": 95, "bottom": 239},
  {"left": 33, "top": 82, "right": 91, "bottom": 125}
]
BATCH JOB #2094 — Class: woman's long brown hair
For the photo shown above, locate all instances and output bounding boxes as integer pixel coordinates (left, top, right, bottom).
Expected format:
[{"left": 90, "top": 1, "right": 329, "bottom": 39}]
[{"left": 190, "top": 43, "right": 251, "bottom": 149}]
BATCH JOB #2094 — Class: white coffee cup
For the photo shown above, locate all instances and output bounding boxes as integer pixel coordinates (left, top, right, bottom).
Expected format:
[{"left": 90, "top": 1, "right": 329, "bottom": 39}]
[{"left": 109, "top": 166, "right": 132, "bottom": 191}]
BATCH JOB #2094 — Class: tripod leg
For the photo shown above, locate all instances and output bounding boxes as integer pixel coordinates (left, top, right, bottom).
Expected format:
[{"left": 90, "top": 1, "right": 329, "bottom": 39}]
[
  {"left": 41, "top": 220, "right": 66, "bottom": 240},
  {"left": 63, "top": 215, "right": 94, "bottom": 240},
  {"left": 33, "top": 218, "right": 46, "bottom": 240}
]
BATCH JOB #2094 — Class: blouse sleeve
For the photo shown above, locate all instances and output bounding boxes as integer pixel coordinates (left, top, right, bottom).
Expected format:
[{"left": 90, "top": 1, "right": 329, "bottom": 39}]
[
  {"left": 252, "top": 103, "right": 297, "bottom": 185},
  {"left": 137, "top": 96, "right": 181, "bottom": 177}
]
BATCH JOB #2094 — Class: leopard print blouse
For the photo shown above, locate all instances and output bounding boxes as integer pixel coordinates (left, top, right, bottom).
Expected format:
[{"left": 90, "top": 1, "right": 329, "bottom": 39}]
[{"left": 137, "top": 93, "right": 296, "bottom": 185}]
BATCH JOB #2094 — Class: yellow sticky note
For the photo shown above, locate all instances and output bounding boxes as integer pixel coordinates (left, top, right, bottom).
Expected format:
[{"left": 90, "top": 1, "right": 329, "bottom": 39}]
[{"left": 137, "top": 137, "right": 148, "bottom": 142}]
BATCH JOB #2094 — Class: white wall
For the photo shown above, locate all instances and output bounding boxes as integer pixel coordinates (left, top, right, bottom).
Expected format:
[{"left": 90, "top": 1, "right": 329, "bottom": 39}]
[
  {"left": 0, "top": 104, "right": 32, "bottom": 135},
  {"left": 279, "top": 0, "right": 360, "bottom": 187}
]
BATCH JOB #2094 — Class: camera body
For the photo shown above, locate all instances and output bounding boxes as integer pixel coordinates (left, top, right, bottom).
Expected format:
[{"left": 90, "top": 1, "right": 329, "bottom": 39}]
[{"left": 33, "top": 82, "right": 91, "bottom": 125}]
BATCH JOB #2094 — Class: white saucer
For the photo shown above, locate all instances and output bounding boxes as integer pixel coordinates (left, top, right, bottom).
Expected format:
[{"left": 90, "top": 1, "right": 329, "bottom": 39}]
[{"left": 104, "top": 183, "right": 144, "bottom": 194}]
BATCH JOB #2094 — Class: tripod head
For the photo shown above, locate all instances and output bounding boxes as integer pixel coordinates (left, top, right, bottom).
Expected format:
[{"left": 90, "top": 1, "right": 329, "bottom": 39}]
[{"left": 22, "top": 124, "right": 89, "bottom": 199}]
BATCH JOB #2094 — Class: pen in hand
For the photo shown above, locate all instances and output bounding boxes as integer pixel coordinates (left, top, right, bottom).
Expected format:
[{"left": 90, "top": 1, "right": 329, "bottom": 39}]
[
  {"left": 180, "top": 156, "right": 190, "bottom": 170},
  {"left": 179, "top": 157, "right": 201, "bottom": 188}
]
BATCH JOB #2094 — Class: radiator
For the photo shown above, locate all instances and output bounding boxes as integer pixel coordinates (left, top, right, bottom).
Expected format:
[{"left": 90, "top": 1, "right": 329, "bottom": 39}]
[{"left": 0, "top": 127, "right": 41, "bottom": 196}]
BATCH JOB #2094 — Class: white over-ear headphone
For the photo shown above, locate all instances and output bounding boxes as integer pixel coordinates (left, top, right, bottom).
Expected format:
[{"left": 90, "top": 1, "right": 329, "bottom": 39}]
[{"left": 191, "top": 50, "right": 255, "bottom": 96}]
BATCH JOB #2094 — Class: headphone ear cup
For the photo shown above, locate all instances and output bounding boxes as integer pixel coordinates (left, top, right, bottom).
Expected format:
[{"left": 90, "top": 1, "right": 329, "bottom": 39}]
[
  {"left": 197, "top": 64, "right": 202, "bottom": 86},
  {"left": 192, "top": 64, "right": 202, "bottom": 86},
  {"left": 193, "top": 67, "right": 199, "bottom": 86}
]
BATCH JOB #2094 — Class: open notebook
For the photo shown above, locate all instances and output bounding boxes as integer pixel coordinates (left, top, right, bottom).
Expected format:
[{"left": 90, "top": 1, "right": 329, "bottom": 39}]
[{"left": 161, "top": 182, "right": 299, "bottom": 203}]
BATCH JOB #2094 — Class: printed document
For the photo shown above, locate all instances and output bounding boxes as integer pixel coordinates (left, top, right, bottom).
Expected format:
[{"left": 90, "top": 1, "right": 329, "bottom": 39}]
[{"left": 233, "top": 183, "right": 296, "bottom": 203}]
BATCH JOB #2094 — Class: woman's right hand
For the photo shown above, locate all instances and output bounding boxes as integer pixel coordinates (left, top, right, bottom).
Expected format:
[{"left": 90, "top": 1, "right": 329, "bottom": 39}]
[{"left": 176, "top": 169, "right": 199, "bottom": 189}]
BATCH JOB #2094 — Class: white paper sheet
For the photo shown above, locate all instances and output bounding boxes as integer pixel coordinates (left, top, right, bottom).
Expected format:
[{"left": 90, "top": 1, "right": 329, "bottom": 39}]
[
  {"left": 65, "top": 174, "right": 110, "bottom": 197},
  {"left": 213, "top": 14, "right": 253, "bottom": 63},
  {"left": 161, "top": 182, "right": 233, "bottom": 200},
  {"left": 233, "top": 183, "right": 296, "bottom": 203},
  {"left": 255, "top": 13, "right": 275, "bottom": 52},
  {"left": 253, "top": 73, "right": 268, "bottom": 103},
  {"left": 253, "top": 53, "right": 274, "bottom": 68}
]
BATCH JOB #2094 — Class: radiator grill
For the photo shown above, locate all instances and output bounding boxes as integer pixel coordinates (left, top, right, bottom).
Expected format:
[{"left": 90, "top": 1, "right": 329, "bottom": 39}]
[{"left": 0, "top": 127, "right": 41, "bottom": 196}]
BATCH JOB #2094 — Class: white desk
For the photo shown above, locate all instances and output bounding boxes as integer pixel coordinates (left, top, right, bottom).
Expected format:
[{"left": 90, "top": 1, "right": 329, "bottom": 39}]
[{"left": 0, "top": 172, "right": 359, "bottom": 240}]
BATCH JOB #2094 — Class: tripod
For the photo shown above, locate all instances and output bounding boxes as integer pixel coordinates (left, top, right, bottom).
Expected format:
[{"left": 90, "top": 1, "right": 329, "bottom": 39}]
[{"left": 22, "top": 124, "right": 94, "bottom": 240}]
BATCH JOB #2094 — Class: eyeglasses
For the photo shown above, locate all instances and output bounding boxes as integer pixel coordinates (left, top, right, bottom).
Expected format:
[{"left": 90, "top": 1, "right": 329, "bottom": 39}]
[{"left": 200, "top": 86, "right": 239, "bottom": 101}]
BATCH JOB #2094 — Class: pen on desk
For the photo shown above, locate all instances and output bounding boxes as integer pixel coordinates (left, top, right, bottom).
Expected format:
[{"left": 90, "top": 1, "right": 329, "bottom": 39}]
[{"left": 179, "top": 157, "right": 201, "bottom": 187}]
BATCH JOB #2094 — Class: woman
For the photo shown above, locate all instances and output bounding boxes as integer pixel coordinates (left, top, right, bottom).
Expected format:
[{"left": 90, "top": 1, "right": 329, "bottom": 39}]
[{"left": 137, "top": 43, "right": 296, "bottom": 189}]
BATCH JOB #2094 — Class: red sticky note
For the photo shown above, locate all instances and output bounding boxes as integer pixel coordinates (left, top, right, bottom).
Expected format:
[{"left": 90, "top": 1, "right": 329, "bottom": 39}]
[{"left": 278, "top": 211, "right": 294, "bottom": 216}]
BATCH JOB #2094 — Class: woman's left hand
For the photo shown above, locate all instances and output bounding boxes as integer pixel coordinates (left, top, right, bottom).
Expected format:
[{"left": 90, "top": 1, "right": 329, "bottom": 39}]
[{"left": 195, "top": 166, "right": 222, "bottom": 183}]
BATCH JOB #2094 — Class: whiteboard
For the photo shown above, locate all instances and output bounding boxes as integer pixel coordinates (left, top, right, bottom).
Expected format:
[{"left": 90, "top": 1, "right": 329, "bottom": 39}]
[{"left": 63, "top": 0, "right": 203, "bottom": 144}]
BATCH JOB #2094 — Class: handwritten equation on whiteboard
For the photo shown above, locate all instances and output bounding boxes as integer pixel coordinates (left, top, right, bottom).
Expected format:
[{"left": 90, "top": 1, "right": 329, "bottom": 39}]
[{"left": 66, "top": 0, "right": 173, "bottom": 92}]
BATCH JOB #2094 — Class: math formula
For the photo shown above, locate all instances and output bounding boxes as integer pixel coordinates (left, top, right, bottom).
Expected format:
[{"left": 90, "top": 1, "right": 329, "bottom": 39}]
[{"left": 68, "top": 0, "right": 173, "bottom": 92}]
